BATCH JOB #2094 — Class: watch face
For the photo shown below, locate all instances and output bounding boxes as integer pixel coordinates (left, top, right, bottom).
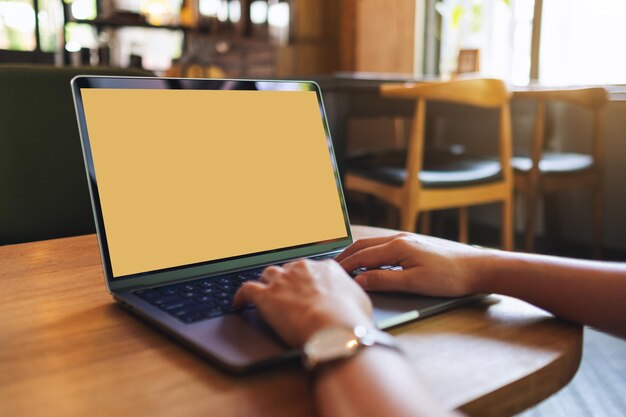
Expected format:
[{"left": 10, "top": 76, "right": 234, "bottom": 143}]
[{"left": 304, "top": 326, "right": 360, "bottom": 366}]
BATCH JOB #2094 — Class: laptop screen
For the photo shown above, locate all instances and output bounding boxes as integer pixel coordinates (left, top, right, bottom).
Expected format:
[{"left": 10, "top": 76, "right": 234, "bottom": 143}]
[{"left": 79, "top": 85, "right": 349, "bottom": 279}]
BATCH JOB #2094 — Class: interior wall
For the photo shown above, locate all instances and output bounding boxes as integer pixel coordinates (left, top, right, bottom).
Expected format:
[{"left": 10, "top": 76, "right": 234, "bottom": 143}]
[
  {"left": 275, "top": 0, "right": 341, "bottom": 76},
  {"left": 355, "top": 0, "right": 416, "bottom": 73},
  {"left": 278, "top": 0, "right": 428, "bottom": 75},
  {"left": 554, "top": 100, "right": 626, "bottom": 251},
  {"left": 339, "top": 0, "right": 357, "bottom": 71}
]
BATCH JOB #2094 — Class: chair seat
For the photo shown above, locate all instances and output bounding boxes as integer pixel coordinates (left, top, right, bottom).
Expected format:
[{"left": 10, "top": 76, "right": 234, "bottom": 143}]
[
  {"left": 347, "top": 150, "right": 503, "bottom": 188},
  {"left": 512, "top": 152, "right": 594, "bottom": 174}
]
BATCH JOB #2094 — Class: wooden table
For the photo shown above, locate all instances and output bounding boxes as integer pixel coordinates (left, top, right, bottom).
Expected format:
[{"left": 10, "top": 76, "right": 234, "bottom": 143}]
[{"left": 0, "top": 226, "right": 582, "bottom": 417}]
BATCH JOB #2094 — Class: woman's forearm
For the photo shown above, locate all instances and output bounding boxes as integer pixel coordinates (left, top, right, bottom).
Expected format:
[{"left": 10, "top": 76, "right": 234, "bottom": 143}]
[
  {"left": 314, "top": 347, "right": 458, "bottom": 417},
  {"left": 473, "top": 251, "right": 626, "bottom": 337}
]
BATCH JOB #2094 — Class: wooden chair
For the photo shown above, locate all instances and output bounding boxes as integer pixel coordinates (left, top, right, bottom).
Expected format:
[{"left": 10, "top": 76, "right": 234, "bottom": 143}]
[
  {"left": 345, "top": 78, "right": 514, "bottom": 250},
  {"left": 512, "top": 87, "right": 609, "bottom": 257}
]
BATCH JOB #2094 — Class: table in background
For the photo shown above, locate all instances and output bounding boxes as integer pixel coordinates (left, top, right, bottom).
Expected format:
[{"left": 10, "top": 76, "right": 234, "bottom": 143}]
[
  {"left": 316, "top": 72, "right": 564, "bottom": 176},
  {"left": 315, "top": 73, "right": 420, "bottom": 175},
  {"left": 0, "top": 226, "right": 582, "bottom": 417}
]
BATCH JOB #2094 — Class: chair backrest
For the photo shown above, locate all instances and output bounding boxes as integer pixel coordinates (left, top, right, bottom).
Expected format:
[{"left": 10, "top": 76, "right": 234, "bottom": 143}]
[
  {"left": 514, "top": 87, "right": 609, "bottom": 169},
  {"left": 381, "top": 78, "right": 510, "bottom": 108},
  {"left": 379, "top": 78, "right": 513, "bottom": 192},
  {"left": 514, "top": 87, "right": 608, "bottom": 110},
  {"left": 0, "top": 65, "right": 153, "bottom": 245}
]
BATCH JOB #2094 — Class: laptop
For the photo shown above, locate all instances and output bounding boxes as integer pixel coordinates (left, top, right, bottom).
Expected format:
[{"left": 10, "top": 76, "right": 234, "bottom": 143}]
[{"left": 71, "top": 76, "right": 481, "bottom": 373}]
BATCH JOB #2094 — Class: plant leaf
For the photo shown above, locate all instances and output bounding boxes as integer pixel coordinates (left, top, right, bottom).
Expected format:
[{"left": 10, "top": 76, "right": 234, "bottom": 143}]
[{"left": 452, "top": 5, "right": 464, "bottom": 29}]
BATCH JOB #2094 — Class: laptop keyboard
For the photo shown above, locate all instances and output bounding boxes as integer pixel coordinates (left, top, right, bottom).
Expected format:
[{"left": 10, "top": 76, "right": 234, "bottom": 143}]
[{"left": 133, "top": 253, "right": 337, "bottom": 324}]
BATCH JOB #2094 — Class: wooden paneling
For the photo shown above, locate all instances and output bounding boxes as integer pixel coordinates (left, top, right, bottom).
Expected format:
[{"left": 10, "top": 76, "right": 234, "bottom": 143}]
[
  {"left": 277, "top": 0, "right": 421, "bottom": 76},
  {"left": 339, "top": 0, "right": 357, "bottom": 71},
  {"left": 355, "top": 0, "right": 416, "bottom": 73},
  {"left": 276, "top": 0, "right": 341, "bottom": 76}
]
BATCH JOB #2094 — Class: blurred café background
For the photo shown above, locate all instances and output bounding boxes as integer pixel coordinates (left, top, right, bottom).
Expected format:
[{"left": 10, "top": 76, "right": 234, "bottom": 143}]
[
  {"left": 4, "top": 0, "right": 625, "bottom": 257},
  {"left": 1, "top": 2, "right": 625, "bottom": 415}
]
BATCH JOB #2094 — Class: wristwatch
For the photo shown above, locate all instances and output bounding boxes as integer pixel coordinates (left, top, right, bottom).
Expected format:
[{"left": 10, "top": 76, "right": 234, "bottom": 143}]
[{"left": 302, "top": 324, "right": 401, "bottom": 370}]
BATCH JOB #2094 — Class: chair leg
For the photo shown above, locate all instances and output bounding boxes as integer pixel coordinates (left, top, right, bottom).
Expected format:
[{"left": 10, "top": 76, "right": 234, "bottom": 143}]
[
  {"left": 593, "top": 186, "right": 604, "bottom": 259},
  {"left": 419, "top": 211, "right": 431, "bottom": 235},
  {"left": 366, "top": 194, "right": 377, "bottom": 226},
  {"left": 543, "top": 193, "right": 561, "bottom": 252},
  {"left": 399, "top": 207, "right": 418, "bottom": 233},
  {"left": 458, "top": 207, "right": 469, "bottom": 243},
  {"left": 502, "top": 197, "right": 514, "bottom": 251},
  {"left": 524, "top": 188, "right": 538, "bottom": 253}
]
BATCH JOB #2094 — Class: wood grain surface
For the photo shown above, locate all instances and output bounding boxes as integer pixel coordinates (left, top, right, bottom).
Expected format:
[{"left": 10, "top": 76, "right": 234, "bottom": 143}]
[{"left": 0, "top": 226, "right": 582, "bottom": 417}]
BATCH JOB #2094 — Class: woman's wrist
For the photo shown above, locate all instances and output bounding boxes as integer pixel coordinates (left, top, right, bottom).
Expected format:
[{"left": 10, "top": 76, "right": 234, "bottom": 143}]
[
  {"left": 465, "top": 249, "right": 512, "bottom": 294},
  {"left": 303, "top": 324, "right": 401, "bottom": 371},
  {"left": 298, "top": 307, "right": 374, "bottom": 347}
]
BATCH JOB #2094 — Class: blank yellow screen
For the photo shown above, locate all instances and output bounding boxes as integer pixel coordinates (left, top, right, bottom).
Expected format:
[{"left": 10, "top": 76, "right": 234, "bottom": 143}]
[{"left": 81, "top": 88, "right": 348, "bottom": 277}]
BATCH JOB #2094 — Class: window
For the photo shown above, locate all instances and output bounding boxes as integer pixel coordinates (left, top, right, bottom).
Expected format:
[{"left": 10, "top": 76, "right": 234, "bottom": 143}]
[
  {"left": 436, "top": 0, "right": 533, "bottom": 85},
  {"left": 434, "top": 0, "right": 626, "bottom": 85},
  {"left": 0, "top": 0, "right": 97, "bottom": 59},
  {"left": 0, "top": 0, "right": 38, "bottom": 51},
  {"left": 539, "top": 0, "right": 626, "bottom": 85}
]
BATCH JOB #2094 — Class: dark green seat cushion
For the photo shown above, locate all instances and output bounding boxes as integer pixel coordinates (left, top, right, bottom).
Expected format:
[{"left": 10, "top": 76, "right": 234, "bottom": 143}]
[
  {"left": 347, "top": 150, "right": 503, "bottom": 189},
  {"left": 0, "top": 65, "right": 153, "bottom": 245}
]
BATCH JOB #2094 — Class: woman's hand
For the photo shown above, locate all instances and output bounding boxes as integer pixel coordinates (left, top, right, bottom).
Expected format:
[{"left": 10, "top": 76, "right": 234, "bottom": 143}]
[
  {"left": 233, "top": 259, "right": 374, "bottom": 347},
  {"left": 335, "top": 233, "right": 491, "bottom": 297}
]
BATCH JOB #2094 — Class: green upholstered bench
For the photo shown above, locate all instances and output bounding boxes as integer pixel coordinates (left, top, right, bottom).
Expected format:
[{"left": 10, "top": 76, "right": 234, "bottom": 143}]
[{"left": 0, "top": 65, "right": 153, "bottom": 245}]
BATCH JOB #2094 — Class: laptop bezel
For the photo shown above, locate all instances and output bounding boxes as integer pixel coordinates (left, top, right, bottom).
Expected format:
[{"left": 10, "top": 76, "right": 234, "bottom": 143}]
[{"left": 71, "top": 76, "right": 353, "bottom": 292}]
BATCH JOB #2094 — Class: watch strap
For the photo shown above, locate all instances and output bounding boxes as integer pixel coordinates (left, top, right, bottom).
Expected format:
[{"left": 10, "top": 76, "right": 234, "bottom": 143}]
[{"left": 303, "top": 325, "right": 401, "bottom": 370}]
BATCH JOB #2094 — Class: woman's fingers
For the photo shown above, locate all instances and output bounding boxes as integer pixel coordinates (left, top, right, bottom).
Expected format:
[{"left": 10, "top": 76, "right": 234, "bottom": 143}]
[
  {"left": 259, "top": 265, "right": 284, "bottom": 283},
  {"left": 335, "top": 234, "right": 409, "bottom": 262},
  {"left": 354, "top": 268, "right": 417, "bottom": 292},
  {"left": 339, "top": 239, "right": 407, "bottom": 273},
  {"left": 232, "top": 281, "right": 266, "bottom": 307}
]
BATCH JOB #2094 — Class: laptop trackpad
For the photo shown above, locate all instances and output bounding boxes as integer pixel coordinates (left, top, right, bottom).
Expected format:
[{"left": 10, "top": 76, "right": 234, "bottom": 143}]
[
  {"left": 370, "top": 292, "right": 478, "bottom": 330},
  {"left": 184, "top": 309, "right": 295, "bottom": 371}
]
